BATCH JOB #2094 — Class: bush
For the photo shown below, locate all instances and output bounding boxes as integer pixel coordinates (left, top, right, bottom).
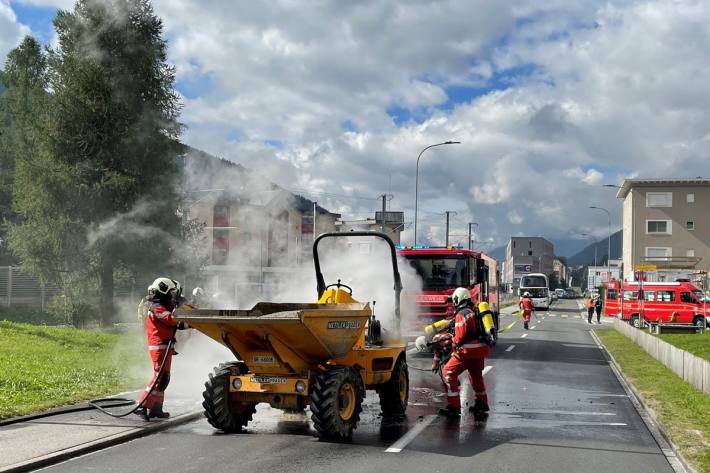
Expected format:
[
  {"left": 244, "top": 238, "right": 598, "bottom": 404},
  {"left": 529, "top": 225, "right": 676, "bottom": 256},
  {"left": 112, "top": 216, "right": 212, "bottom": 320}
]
[{"left": 0, "top": 305, "right": 64, "bottom": 325}]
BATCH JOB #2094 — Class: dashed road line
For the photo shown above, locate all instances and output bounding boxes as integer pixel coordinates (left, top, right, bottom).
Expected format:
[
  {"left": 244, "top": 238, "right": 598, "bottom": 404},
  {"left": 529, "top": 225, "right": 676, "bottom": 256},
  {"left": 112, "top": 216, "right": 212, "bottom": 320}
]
[
  {"left": 561, "top": 314, "right": 568, "bottom": 318},
  {"left": 521, "top": 333, "right": 528, "bottom": 338},
  {"left": 530, "top": 325, "right": 537, "bottom": 330},
  {"left": 505, "top": 345, "right": 516, "bottom": 352},
  {"left": 385, "top": 365, "right": 494, "bottom": 453}
]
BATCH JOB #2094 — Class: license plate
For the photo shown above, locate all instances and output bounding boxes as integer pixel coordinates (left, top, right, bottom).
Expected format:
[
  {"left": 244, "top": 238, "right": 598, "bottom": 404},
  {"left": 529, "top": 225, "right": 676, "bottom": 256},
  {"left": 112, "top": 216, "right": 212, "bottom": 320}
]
[{"left": 249, "top": 375, "right": 286, "bottom": 384}]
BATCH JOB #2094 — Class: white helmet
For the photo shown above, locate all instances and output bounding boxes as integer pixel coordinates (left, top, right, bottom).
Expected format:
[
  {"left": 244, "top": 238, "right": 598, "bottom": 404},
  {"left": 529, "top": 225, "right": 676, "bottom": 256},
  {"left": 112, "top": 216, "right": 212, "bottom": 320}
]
[
  {"left": 192, "top": 287, "right": 205, "bottom": 297},
  {"left": 451, "top": 287, "right": 471, "bottom": 308},
  {"left": 523, "top": 292, "right": 532, "bottom": 297},
  {"left": 148, "top": 277, "right": 178, "bottom": 296}
]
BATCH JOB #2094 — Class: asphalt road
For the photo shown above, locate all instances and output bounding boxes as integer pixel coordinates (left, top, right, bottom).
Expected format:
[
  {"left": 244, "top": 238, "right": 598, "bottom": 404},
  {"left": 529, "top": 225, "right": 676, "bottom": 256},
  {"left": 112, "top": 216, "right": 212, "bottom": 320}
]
[{"left": 37, "top": 299, "right": 675, "bottom": 473}]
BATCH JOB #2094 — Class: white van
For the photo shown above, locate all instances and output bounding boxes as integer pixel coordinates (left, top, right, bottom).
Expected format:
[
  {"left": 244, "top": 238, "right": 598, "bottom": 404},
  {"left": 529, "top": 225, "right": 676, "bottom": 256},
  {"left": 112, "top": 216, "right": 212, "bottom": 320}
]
[{"left": 519, "top": 273, "right": 550, "bottom": 309}]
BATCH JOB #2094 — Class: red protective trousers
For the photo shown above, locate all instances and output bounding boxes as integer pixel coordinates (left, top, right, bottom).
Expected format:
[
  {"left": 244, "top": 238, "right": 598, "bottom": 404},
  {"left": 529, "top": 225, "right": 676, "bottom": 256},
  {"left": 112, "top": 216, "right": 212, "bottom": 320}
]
[
  {"left": 138, "top": 348, "right": 173, "bottom": 410},
  {"left": 442, "top": 353, "right": 487, "bottom": 410}
]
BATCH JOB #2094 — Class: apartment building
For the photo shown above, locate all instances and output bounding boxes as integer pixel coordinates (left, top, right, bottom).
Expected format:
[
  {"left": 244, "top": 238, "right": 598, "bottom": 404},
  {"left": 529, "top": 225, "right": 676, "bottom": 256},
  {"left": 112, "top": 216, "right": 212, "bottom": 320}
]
[
  {"left": 504, "top": 236, "right": 555, "bottom": 290},
  {"left": 617, "top": 178, "right": 710, "bottom": 281}
]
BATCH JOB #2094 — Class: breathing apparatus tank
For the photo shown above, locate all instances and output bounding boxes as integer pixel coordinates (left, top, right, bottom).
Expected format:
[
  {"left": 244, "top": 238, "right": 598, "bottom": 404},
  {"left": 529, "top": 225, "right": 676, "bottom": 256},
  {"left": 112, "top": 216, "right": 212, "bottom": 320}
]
[
  {"left": 477, "top": 301, "right": 496, "bottom": 346},
  {"left": 424, "top": 318, "right": 453, "bottom": 336}
]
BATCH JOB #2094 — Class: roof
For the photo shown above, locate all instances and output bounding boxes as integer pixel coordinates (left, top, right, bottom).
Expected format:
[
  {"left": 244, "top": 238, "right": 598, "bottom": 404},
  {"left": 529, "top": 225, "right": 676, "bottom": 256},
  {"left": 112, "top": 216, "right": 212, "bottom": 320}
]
[{"left": 616, "top": 178, "right": 710, "bottom": 198}]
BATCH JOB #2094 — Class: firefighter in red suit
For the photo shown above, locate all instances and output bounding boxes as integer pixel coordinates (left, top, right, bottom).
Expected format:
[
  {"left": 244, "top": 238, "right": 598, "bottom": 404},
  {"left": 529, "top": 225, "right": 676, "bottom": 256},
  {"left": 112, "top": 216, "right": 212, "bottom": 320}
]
[
  {"left": 440, "top": 287, "right": 495, "bottom": 420},
  {"left": 519, "top": 291, "right": 534, "bottom": 330},
  {"left": 135, "top": 277, "right": 188, "bottom": 420}
]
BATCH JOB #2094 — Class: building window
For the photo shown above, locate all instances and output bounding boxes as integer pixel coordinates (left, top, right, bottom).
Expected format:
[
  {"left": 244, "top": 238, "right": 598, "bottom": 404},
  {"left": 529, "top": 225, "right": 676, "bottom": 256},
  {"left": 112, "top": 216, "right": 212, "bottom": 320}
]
[
  {"left": 686, "top": 221, "right": 695, "bottom": 231},
  {"left": 527, "top": 250, "right": 533, "bottom": 256},
  {"left": 687, "top": 249, "right": 695, "bottom": 257},
  {"left": 645, "top": 247, "right": 671, "bottom": 258},
  {"left": 646, "top": 220, "right": 671, "bottom": 234},
  {"left": 513, "top": 241, "right": 516, "bottom": 248},
  {"left": 529, "top": 241, "right": 532, "bottom": 248},
  {"left": 213, "top": 205, "right": 230, "bottom": 227},
  {"left": 687, "top": 193, "right": 695, "bottom": 203},
  {"left": 212, "top": 229, "right": 229, "bottom": 265},
  {"left": 646, "top": 192, "right": 672, "bottom": 208}
]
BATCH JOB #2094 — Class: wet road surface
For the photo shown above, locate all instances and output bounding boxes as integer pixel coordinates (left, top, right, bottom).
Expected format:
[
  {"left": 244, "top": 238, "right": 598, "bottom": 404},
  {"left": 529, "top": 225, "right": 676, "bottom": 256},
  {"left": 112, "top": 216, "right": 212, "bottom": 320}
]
[{"left": 37, "top": 299, "right": 675, "bottom": 473}]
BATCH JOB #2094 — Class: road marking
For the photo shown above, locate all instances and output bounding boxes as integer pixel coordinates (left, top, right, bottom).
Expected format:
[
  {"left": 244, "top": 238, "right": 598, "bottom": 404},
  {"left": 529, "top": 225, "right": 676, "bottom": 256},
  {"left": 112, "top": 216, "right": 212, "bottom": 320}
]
[
  {"left": 386, "top": 365, "right": 494, "bottom": 453},
  {"left": 561, "top": 314, "right": 568, "bottom": 318},
  {"left": 385, "top": 415, "right": 437, "bottom": 453},
  {"left": 499, "top": 321, "right": 517, "bottom": 333},
  {"left": 521, "top": 333, "right": 528, "bottom": 338},
  {"left": 574, "top": 315, "right": 581, "bottom": 319},
  {"left": 530, "top": 325, "right": 536, "bottom": 330},
  {"left": 548, "top": 314, "right": 557, "bottom": 317},
  {"left": 506, "top": 345, "right": 515, "bottom": 352},
  {"left": 518, "top": 409, "right": 616, "bottom": 416},
  {"left": 563, "top": 343, "right": 595, "bottom": 348}
]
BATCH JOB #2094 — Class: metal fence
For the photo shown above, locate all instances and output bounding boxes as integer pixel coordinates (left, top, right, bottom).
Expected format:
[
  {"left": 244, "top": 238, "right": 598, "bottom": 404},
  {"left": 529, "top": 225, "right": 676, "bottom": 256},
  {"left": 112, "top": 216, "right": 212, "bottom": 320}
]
[{"left": 0, "top": 266, "right": 61, "bottom": 310}]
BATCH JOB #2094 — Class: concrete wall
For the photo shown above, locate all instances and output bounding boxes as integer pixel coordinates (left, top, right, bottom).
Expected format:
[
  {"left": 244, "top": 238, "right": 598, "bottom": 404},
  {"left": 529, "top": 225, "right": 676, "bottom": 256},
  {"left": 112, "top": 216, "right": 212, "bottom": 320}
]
[{"left": 613, "top": 319, "right": 709, "bottom": 394}]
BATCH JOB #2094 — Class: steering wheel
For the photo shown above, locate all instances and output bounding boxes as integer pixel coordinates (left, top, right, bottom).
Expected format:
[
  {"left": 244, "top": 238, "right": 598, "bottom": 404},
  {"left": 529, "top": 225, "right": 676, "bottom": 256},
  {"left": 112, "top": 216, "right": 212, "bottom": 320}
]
[{"left": 325, "top": 279, "right": 353, "bottom": 294}]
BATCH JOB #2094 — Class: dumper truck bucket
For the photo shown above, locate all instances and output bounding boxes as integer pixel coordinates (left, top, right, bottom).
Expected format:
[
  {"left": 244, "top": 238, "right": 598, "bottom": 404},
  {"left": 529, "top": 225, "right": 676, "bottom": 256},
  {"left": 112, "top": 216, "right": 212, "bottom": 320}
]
[{"left": 175, "top": 302, "right": 372, "bottom": 373}]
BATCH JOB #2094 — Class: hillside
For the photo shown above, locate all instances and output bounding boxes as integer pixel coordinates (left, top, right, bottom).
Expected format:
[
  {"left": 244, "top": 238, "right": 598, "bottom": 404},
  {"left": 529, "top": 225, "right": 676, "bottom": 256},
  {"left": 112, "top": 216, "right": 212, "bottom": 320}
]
[{"left": 567, "top": 230, "right": 622, "bottom": 266}]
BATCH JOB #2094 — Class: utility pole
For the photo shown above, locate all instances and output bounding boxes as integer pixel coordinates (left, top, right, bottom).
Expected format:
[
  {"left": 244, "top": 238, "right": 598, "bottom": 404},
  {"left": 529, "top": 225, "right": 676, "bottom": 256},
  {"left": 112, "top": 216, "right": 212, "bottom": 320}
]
[
  {"left": 445, "top": 211, "right": 456, "bottom": 246},
  {"left": 380, "top": 194, "right": 387, "bottom": 233},
  {"left": 467, "top": 222, "right": 478, "bottom": 250}
]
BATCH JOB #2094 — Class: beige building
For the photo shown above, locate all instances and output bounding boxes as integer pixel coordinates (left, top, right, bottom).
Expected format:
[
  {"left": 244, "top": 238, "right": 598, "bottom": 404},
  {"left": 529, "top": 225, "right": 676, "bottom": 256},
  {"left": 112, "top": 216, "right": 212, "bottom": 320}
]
[
  {"left": 181, "top": 149, "right": 340, "bottom": 305},
  {"left": 617, "top": 178, "right": 710, "bottom": 281},
  {"left": 553, "top": 257, "right": 568, "bottom": 286}
]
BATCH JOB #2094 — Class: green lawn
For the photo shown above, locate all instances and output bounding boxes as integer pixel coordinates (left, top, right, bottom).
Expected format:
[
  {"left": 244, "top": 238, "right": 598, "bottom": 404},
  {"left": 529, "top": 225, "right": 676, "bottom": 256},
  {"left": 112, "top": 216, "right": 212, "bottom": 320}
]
[
  {"left": 0, "top": 321, "right": 149, "bottom": 419},
  {"left": 596, "top": 329, "right": 710, "bottom": 473},
  {"left": 657, "top": 331, "right": 710, "bottom": 361}
]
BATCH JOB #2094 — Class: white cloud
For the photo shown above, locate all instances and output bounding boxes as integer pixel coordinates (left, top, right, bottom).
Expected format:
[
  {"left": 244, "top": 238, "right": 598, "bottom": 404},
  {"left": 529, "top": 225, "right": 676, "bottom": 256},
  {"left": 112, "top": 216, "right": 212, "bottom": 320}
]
[
  {"left": 4, "top": 0, "right": 710, "bottom": 251},
  {"left": 0, "top": 1, "right": 30, "bottom": 61}
]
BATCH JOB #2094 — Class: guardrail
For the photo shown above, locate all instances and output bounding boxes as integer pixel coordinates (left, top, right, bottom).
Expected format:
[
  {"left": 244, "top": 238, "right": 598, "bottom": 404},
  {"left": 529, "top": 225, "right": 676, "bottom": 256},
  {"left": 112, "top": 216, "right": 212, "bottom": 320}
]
[{"left": 613, "top": 318, "right": 710, "bottom": 394}]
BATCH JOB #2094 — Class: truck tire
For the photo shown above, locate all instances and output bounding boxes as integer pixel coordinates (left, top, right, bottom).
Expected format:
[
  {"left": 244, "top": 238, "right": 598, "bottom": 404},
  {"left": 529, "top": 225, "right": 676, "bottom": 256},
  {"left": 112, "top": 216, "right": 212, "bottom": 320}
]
[
  {"left": 693, "top": 316, "right": 705, "bottom": 329},
  {"left": 379, "top": 356, "right": 409, "bottom": 417},
  {"left": 630, "top": 315, "right": 641, "bottom": 329},
  {"left": 202, "top": 362, "right": 256, "bottom": 433},
  {"left": 310, "top": 366, "right": 363, "bottom": 441}
]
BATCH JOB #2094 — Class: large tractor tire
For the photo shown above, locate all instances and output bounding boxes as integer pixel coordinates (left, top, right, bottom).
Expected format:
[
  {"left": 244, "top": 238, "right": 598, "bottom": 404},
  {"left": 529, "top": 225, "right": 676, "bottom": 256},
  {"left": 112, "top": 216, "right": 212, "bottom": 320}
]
[
  {"left": 378, "top": 356, "right": 409, "bottom": 417},
  {"left": 202, "top": 362, "right": 256, "bottom": 433},
  {"left": 310, "top": 366, "right": 363, "bottom": 441}
]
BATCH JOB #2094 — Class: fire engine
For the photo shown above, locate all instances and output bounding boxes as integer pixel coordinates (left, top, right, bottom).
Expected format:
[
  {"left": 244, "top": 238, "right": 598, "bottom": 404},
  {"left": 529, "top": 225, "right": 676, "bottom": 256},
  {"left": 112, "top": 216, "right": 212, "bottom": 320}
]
[
  {"left": 604, "top": 280, "right": 710, "bottom": 328},
  {"left": 397, "top": 246, "right": 500, "bottom": 335}
]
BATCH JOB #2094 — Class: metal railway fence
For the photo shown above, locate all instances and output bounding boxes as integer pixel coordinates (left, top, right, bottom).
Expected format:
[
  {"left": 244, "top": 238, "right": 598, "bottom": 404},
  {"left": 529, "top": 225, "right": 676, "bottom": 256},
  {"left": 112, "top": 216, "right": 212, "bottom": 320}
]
[{"left": 0, "top": 266, "right": 62, "bottom": 310}]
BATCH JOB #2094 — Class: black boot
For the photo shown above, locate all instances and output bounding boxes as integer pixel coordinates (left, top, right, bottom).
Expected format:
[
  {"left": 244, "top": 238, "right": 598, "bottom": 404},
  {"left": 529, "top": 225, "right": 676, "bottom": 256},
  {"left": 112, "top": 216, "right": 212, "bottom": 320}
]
[
  {"left": 524, "top": 321, "right": 529, "bottom": 330},
  {"left": 468, "top": 400, "right": 490, "bottom": 421},
  {"left": 438, "top": 405, "right": 461, "bottom": 418},
  {"left": 133, "top": 407, "right": 150, "bottom": 421},
  {"left": 149, "top": 403, "right": 170, "bottom": 419}
]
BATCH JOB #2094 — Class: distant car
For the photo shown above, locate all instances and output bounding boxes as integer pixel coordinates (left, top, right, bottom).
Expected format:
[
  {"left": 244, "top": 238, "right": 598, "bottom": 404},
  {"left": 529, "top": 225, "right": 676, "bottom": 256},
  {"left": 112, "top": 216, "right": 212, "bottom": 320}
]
[{"left": 554, "top": 288, "right": 566, "bottom": 299}]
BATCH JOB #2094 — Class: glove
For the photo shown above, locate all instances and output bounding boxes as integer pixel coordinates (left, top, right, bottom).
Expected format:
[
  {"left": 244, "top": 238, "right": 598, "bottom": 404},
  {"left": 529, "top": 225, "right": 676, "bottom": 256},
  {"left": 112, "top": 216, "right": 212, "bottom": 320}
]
[{"left": 415, "top": 335, "right": 427, "bottom": 352}]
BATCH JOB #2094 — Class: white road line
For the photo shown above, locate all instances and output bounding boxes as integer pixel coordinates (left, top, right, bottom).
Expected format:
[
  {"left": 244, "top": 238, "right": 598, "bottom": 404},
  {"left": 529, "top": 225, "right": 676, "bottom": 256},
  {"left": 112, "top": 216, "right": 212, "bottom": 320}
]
[
  {"left": 518, "top": 409, "right": 616, "bottom": 416},
  {"left": 506, "top": 345, "right": 515, "bottom": 352},
  {"left": 385, "top": 415, "right": 437, "bottom": 453},
  {"left": 530, "top": 325, "right": 537, "bottom": 330},
  {"left": 386, "top": 365, "right": 494, "bottom": 453},
  {"left": 521, "top": 333, "right": 528, "bottom": 338}
]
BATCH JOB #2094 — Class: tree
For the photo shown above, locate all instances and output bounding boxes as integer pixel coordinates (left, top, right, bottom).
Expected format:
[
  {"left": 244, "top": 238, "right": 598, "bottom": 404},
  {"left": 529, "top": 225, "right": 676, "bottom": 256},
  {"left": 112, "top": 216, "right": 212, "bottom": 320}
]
[
  {"left": 10, "top": 0, "right": 183, "bottom": 325},
  {"left": 0, "top": 36, "right": 49, "bottom": 265}
]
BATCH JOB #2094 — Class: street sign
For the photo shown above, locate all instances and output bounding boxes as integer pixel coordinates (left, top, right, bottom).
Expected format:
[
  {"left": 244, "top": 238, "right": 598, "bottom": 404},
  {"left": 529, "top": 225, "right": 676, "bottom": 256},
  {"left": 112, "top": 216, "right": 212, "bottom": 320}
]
[{"left": 635, "top": 264, "right": 657, "bottom": 271}]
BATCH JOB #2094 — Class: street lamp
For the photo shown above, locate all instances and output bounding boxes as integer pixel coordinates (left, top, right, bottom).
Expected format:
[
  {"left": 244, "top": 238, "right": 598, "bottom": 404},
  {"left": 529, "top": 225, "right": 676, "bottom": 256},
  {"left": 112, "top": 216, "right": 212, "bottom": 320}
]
[
  {"left": 589, "top": 206, "right": 612, "bottom": 287},
  {"left": 413, "top": 141, "right": 461, "bottom": 245}
]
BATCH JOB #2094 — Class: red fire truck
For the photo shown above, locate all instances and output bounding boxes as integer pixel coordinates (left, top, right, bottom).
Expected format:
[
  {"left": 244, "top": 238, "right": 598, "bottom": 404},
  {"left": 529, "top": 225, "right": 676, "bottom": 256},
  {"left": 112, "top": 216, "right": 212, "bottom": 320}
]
[
  {"left": 397, "top": 246, "right": 500, "bottom": 334},
  {"left": 605, "top": 280, "right": 710, "bottom": 328}
]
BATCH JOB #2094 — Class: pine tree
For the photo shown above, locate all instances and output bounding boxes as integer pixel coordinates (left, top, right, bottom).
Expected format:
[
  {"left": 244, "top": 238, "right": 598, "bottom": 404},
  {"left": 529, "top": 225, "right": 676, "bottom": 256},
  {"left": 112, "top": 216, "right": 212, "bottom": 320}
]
[{"left": 10, "top": 0, "right": 183, "bottom": 325}]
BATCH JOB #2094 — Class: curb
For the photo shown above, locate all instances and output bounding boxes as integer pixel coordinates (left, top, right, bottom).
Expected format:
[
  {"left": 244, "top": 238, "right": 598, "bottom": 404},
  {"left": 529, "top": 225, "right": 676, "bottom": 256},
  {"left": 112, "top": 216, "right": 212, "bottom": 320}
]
[
  {"left": 589, "top": 329, "right": 694, "bottom": 473},
  {"left": 0, "top": 410, "right": 203, "bottom": 473}
]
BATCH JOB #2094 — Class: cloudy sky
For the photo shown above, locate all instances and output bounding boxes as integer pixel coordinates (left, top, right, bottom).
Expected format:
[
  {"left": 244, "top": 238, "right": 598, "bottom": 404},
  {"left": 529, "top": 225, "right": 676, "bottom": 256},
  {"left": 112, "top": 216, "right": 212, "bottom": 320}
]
[{"left": 2, "top": 0, "right": 709, "bottom": 250}]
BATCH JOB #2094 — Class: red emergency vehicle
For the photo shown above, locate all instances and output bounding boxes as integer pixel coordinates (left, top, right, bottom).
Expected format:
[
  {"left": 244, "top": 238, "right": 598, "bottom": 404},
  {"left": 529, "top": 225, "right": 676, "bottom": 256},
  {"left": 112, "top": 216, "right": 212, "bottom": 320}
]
[
  {"left": 397, "top": 246, "right": 500, "bottom": 333},
  {"left": 605, "top": 280, "right": 710, "bottom": 328}
]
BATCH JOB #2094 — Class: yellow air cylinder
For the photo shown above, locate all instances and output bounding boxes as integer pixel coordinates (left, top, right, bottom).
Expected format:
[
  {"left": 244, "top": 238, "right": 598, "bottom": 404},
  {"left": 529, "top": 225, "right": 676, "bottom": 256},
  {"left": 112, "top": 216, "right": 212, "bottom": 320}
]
[
  {"left": 478, "top": 301, "right": 495, "bottom": 333},
  {"left": 424, "top": 318, "right": 451, "bottom": 336}
]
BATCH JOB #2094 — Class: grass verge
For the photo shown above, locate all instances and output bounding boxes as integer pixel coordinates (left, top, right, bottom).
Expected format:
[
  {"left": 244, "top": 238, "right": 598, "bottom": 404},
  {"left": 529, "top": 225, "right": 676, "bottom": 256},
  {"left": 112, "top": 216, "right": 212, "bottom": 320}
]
[
  {"left": 657, "top": 331, "right": 710, "bottom": 361},
  {"left": 596, "top": 329, "right": 710, "bottom": 473},
  {"left": 0, "top": 321, "right": 149, "bottom": 419}
]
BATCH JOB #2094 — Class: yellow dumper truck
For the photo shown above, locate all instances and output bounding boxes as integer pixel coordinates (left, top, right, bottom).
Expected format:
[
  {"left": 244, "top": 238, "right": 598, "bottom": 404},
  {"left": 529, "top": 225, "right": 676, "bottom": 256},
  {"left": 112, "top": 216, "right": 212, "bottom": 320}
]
[{"left": 174, "top": 231, "right": 409, "bottom": 440}]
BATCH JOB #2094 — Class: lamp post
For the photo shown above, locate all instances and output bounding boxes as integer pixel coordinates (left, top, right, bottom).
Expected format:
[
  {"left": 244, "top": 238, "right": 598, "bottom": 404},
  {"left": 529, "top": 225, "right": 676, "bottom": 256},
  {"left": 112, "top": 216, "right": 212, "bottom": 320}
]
[
  {"left": 413, "top": 141, "right": 460, "bottom": 245},
  {"left": 589, "top": 206, "right": 612, "bottom": 287}
]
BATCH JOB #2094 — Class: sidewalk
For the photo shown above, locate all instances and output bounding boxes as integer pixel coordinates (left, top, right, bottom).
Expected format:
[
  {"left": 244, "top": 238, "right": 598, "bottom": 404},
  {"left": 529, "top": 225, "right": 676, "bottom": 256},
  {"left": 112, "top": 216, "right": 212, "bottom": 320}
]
[{"left": 0, "top": 393, "right": 203, "bottom": 473}]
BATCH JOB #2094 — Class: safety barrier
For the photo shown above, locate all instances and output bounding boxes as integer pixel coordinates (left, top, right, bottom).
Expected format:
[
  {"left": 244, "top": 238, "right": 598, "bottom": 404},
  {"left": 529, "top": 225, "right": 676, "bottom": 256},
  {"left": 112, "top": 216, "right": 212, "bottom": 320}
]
[{"left": 613, "top": 318, "right": 710, "bottom": 394}]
